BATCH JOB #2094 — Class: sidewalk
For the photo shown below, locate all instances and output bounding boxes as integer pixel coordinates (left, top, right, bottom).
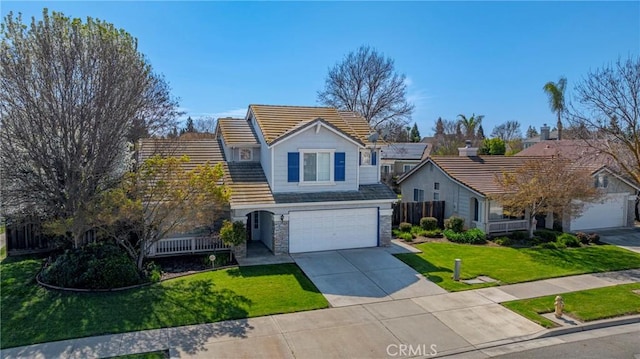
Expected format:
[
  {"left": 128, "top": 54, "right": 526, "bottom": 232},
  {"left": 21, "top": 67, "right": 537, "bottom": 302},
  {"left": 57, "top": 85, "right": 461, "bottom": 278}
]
[{"left": 2, "top": 268, "right": 638, "bottom": 359}]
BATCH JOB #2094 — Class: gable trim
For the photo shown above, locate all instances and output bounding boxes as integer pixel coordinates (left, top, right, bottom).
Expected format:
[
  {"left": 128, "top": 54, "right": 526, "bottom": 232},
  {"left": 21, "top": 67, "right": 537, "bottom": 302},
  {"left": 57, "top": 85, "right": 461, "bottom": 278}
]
[
  {"left": 398, "top": 158, "right": 486, "bottom": 198},
  {"left": 592, "top": 166, "right": 640, "bottom": 191},
  {"left": 267, "top": 118, "right": 365, "bottom": 149}
]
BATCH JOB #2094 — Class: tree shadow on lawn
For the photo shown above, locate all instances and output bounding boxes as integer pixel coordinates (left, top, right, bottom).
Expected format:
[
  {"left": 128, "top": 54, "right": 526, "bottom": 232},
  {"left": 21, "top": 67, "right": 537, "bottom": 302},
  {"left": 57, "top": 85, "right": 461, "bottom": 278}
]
[
  {"left": 1, "top": 256, "right": 254, "bottom": 353},
  {"left": 394, "top": 253, "right": 452, "bottom": 284},
  {"left": 520, "top": 245, "right": 640, "bottom": 272},
  {"left": 226, "top": 263, "right": 322, "bottom": 293}
]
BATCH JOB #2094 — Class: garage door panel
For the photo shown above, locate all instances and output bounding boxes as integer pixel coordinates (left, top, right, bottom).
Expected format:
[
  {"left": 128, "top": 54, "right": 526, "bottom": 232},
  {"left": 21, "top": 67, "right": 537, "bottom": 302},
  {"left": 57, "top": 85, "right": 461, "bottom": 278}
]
[
  {"left": 289, "top": 208, "right": 378, "bottom": 253},
  {"left": 571, "top": 194, "right": 625, "bottom": 231}
]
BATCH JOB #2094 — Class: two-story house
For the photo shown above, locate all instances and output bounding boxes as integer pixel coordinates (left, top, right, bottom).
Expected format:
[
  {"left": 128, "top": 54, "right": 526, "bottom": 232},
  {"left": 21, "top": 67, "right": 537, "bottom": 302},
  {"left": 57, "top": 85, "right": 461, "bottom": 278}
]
[{"left": 141, "top": 105, "right": 397, "bottom": 257}]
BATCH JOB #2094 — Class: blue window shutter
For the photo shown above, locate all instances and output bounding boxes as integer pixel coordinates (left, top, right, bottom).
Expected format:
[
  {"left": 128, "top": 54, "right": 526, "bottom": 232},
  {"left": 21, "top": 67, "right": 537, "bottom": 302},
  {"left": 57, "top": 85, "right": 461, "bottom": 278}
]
[
  {"left": 287, "top": 152, "right": 299, "bottom": 182},
  {"left": 372, "top": 151, "right": 377, "bottom": 165},
  {"left": 335, "top": 152, "right": 345, "bottom": 181}
]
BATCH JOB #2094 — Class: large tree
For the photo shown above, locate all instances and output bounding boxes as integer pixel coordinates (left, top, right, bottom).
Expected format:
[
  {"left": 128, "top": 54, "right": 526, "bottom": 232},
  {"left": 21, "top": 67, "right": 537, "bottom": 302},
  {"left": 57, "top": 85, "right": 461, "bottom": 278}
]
[
  {"left": 432, "top": 118, "right": 465, "bottom": 155},
  {"left": 0, "top": 10, "right": 180, "bottom": 247},
  {"left": 317, "top": 45, "right": 414, "bottom": 130},
  {"left": 568, "top": 56, "right": 640, "bottom": 185},
  {"left": 543, "top": 77, "right": 567, "bottom": 140},
  {"left": 93, "top": 156, "right": 230, "bottom": 269},
  {"left": 410, "top": 122, "right": 421, "bottom": 142},
  {"left": 494, "top": 157, "right": 601, "bottom": 238}
]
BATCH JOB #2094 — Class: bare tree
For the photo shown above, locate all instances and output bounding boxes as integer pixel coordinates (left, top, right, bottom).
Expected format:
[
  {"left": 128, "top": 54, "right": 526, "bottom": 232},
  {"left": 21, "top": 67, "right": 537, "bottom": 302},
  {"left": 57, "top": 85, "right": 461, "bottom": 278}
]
[
  {"left": 0, "top": 10, "right": 180, "bottom": 247},
  {"left": 494, "top": 157, "right": 601, "bottom": 238},
  {"left": 568, "top": 56, "right": 640, "bottom": 184},
  {"left": 317, "top": 45, "right": 414, "bottom": 129},
  {"left": 195, "top": 116, "right": 217, "bottom": 133},
  {"left": 491, "top": 121, "right": 522, "bottom": 142}
]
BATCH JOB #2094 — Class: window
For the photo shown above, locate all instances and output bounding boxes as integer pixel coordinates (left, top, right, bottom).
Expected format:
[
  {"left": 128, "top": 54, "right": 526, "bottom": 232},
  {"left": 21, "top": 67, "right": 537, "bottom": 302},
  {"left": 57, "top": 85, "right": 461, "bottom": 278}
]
[
  {"left": 473, "top": 198, "right": 479, "bottom": 221},
  {"left": 489, "top": 201, "right": 504, "bottom": 221},
  {"left": 239, "top": 148, "right": 252, "bottom": 161},
  {"left": 595, "top": 174, "right": 608, "bottom": 188},
  {"left": 288, "top": 152, "right": 344, "bottom": 183},
  {"left": 360, "top": 150, "right": 371, "bottom": 165},
  {"left": 403, "top": 164, "right": 414, "bottom": 173},
  {"left": 303, "top": 152, "right": 331, "bottom": 182},
  {"left": 381, "top": 165, "right": 391, "bottom": 175},
  {"left": 253, "top": 212, "right": 259, "bottom": 229},
  {"left": 433, "top": 192, "right": 440, "bottom": 201},
  {"left": 434, "top": 182, "right": 440, "bottom": 190},
  {"left": 413, "top": 189, "right": 424, "bottom": 202}
]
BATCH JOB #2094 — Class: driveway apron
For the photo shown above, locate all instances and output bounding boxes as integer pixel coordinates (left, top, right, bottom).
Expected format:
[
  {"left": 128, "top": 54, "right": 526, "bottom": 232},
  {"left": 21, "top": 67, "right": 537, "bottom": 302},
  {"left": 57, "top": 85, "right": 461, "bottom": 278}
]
[{"left": 292, "top": 247, "right": 445, "bottom": 307}]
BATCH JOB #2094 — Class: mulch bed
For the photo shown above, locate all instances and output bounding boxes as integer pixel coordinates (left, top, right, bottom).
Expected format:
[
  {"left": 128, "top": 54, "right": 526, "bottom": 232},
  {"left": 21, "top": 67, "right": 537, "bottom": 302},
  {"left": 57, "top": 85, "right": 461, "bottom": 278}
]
[{"left": 151, "top": 254, "right": 236, "bottom": 281}]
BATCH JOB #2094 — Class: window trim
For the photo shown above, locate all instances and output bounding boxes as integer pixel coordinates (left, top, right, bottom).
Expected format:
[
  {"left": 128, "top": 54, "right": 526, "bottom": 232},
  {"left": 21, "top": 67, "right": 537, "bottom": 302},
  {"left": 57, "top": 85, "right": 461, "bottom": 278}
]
[
  {"left": 299, "top": 149, "right": 335, "bottom": 184},
  {"left": 381, "top": 164, "right": 391, "bottom": 175},
  {"left": 413, "top": 188, "right": 425, "bottom": 202},
  {"left": 403, "top": 164, "right": 414, "bottom": 173}
]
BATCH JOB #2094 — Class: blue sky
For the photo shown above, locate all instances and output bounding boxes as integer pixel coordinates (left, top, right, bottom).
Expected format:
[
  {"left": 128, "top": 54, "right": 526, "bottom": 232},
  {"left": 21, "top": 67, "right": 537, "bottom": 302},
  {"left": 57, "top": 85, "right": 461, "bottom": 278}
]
[{"left": 2, "top": 1, "right": 639, "bottom": 136}]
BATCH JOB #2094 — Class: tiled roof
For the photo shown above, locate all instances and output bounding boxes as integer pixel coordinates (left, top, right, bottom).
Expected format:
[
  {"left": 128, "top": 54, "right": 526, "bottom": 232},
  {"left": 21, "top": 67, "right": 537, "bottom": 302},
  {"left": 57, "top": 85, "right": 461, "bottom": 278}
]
[
  {"left": 273, "top": 184, "right": 397, "bottom": 204},
  {"left": 138, "top": 139, "right": 274, "bottom": 207},
  {"left": 225, "top": 162, "right": 275, "bottom": 206},
  {"left": 249, "top": 105, "right": 373, "bottom": 146},
  {"left": 138, "top": 139, "right": 225, "bottom": 171},
  {"left": 516, "top": 140, "right": 615, "bottom": 172},
  {"left": 380, "top": 143, "right": 431, "bottom": 160},
  {"left": 430, "top": 156, "right": 534, "bottom": 195},
  {"left": 217, "top": 118, "right": 259, "bottom": 145}
]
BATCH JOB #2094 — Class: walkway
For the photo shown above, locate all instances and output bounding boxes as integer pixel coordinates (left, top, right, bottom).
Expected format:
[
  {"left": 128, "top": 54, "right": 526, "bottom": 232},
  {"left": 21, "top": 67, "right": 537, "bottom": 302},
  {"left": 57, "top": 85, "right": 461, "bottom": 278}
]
[{"left": 3, "top": 268, "right": 638, "bottom": 359}]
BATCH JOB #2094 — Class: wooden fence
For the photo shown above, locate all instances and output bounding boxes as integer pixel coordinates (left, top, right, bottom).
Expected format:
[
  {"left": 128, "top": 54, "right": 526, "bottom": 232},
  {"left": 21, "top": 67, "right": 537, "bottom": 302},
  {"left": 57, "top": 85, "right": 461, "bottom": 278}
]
[
  {"left": 392, "top": 201, "right": 445, "bottom": 228},
  {"left": 4, "top": 217, "right": 96, "bottom": 255}
]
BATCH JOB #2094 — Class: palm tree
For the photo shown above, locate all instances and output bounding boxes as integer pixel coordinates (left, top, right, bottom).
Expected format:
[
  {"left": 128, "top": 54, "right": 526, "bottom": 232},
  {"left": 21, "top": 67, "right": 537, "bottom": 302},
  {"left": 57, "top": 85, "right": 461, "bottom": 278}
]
[
  {"left": 543, "top": 77, "right": 567, "bottom": 140},
  {"left": 457, "top": 113, "right": 484, "bottom": 141}
]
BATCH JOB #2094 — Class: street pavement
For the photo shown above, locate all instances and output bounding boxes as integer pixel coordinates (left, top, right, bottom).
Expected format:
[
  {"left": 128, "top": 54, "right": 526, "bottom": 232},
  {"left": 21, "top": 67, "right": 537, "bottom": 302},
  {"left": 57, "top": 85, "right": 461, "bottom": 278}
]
[{"left": 2, "top": 233, "right": 640, "bottom": 358}]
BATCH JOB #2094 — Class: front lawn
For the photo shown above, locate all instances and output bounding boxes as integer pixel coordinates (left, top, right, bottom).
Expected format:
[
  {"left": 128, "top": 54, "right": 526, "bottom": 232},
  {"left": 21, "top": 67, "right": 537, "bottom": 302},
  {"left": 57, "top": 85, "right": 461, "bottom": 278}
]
[
  {"left": 395, "top": 242, "right": 640, "bottom": 292},
  {"left": 0, "top": 255, "right": 328, "bottom": 349},
  {"left": 502, "top": 283, "right": 640, "bottom": 328}
]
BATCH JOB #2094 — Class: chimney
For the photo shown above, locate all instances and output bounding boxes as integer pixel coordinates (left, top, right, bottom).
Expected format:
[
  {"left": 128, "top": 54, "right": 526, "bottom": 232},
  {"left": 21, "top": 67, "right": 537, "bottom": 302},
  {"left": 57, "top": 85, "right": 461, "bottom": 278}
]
[
  {"left": 458, "top": 140, "right": 478, "bottom": 157},
  {"left": 540, "top": 124, "right": 550, "bottom": 141}
]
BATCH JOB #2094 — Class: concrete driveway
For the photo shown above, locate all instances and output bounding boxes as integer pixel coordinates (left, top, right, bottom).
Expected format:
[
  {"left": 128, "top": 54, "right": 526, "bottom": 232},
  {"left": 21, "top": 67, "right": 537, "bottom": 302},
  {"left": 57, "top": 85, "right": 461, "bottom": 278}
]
[
  {"left": 599, "top": 228, "right": 640, "bottom": 253},
  {"left": 292, "top": 247, "right": 446, "bottom": 307}
]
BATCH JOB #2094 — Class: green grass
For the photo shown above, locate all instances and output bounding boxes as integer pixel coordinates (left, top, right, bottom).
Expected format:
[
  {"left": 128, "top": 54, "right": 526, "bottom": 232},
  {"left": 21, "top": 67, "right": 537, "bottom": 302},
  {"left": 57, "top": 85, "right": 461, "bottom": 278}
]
[
  {"left": 503, "top": 283, "right": 640, "bottom": 328},
  {"left": 0, "top": 255, "right": 328, "bottom": 349},
  {"left": 0, "top": 224, "right": 5, "bottom": 234},
  {"left": 395, "top": 242, "right": 640, "bottom": 292}
]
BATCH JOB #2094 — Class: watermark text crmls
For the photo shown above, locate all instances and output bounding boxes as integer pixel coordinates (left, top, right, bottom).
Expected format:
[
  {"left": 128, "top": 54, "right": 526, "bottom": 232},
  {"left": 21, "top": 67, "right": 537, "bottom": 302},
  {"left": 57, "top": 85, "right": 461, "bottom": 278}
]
[{"left": 387, "top": 344, "right": 437, "bottom": 357}]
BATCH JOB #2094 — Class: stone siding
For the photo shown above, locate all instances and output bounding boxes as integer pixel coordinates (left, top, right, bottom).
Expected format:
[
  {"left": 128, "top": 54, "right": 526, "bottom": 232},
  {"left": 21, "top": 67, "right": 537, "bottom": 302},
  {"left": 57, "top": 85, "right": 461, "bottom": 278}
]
[
  {"left": 273, "top": 220, "right": 289, "bottom": 255},
  {"left": 379, "top": 214, "right": 392, "bottom": 247}
]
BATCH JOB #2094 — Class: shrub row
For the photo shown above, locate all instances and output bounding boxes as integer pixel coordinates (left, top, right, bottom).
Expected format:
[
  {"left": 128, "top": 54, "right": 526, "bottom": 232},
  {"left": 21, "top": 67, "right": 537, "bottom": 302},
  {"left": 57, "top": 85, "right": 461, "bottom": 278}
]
[{"left": 444, "top": 228, "right": 486, "bottom": 244}]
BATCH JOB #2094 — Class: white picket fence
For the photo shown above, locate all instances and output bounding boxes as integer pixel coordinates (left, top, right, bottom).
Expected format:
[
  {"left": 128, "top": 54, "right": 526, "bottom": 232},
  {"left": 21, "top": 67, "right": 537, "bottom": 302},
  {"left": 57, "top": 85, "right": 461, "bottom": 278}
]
[
  {"left": 147, "top": 235, "right": 230, "bottom": 257},
  {"left": 487, "top": 220, "right": 529, "bottom": 233}
]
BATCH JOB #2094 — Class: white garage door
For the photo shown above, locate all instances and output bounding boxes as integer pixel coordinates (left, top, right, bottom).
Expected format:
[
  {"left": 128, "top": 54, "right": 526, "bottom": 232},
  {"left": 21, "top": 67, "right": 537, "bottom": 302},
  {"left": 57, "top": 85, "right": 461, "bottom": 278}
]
[
  {"left": 571, "top": 194, "right": 627, "bottom": 231},
  {"left": 289, "top": 208, "right": 378, "bottom": 253}
]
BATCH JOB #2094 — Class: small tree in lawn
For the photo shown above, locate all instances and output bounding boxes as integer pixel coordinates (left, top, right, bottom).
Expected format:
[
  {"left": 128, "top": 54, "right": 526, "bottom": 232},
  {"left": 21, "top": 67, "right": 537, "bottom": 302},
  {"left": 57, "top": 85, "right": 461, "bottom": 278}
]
[
  {"left": 94, "top": 155, "right": 230, "bottom": 270},
  {"left": 493, "top": 157, "right": 601, "bottom": 238},
  {"left": 220, "top": 220, "right": 247, "bottom": 261}
]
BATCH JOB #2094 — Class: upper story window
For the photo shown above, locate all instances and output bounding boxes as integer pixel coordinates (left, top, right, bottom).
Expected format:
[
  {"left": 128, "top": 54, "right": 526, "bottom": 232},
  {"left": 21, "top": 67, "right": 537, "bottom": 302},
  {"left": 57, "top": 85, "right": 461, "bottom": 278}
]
[
  {"left": 382, "top": 165, "right": 391, "bottom": 175},
  {"left": 434, "top": 182, "right": 440, "bottom": 190},
  {"left": 239, "top": 148, "right": 252, "bottom": 161},
  {"left": 288, "top": 151, "right": 345, "bottom": 183},
  {"left": 360, "top": 150, "right": 377, "bottom": 166},
  {"left": 403, "top": 164, "right": 414, "bottom": 173},
  {"left": 304, "top": 152, "right": 331, "bottom": 182},
  {"left": 413, "top": 188, "right": 425, "bottom": 202},
  {"left": 595, "top": 174, "right": 608, "bottom": 188}
]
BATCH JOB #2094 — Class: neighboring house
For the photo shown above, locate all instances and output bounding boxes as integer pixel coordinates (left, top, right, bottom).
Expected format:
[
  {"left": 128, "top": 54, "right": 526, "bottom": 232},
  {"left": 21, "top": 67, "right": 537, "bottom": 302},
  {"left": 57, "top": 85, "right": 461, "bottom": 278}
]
[
  {"left": 140, "top": 105, "right": 396, "bottom": 256},
  {"left": 379, "top": 142, "right": 431, "bottom": 189},
  {"left": 517, "top": 140, "right": 638, "bottom": 231},
  {"left": 397, "top": 146, "right": 532, "bottom": 234},
  {"left": 523, "top": 124, "right": 558, "bottom": 149}
]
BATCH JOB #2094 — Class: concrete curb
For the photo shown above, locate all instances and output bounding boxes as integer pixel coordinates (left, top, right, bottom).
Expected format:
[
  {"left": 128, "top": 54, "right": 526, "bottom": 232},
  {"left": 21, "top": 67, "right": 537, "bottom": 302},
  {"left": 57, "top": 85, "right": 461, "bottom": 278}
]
[
  {"left": 533, "top": 314, "right": 640, "bottom": 338},
  {"left": 434, "top": 314, "right": 640, "bottom": 358}
]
